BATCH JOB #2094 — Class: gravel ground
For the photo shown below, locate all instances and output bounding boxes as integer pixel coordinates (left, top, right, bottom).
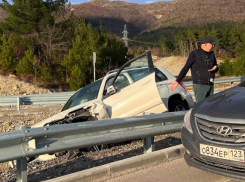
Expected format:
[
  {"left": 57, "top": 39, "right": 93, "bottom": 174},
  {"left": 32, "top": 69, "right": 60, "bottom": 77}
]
[{"left": 0, "top": 105, "right": 181, "bottom": 182}]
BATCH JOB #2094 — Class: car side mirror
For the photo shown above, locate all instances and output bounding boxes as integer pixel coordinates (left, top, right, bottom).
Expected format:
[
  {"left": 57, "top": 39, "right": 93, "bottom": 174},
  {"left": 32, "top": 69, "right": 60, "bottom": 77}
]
[
  {"left": 106, "top": 85, "right": 116, "bottom": 96},
  {"left": 241, "top": 75, "right": 245, "bottom": 83}
]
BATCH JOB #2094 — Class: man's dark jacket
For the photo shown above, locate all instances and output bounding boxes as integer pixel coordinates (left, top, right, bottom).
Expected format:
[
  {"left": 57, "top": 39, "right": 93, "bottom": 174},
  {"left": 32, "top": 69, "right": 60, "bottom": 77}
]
[{"left": 176, "top": 48, "right": 219, "bottom": 85}]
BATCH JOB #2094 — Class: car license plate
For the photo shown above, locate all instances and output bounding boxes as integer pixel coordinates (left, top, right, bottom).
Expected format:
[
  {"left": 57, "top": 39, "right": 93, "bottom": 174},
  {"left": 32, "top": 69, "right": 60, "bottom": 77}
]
[{"left": 200, "top": 144, "right": 244, "bottom": 162}]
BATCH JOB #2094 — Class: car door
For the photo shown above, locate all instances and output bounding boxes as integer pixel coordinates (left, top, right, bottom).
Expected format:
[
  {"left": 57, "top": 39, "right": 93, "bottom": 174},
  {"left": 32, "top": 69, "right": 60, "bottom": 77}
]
[
  {"left": 103, "top": 51, "right": 167, "bottom": 118},
  {"left": 154, "top": 68, "right": 170, "bottom": 108}
]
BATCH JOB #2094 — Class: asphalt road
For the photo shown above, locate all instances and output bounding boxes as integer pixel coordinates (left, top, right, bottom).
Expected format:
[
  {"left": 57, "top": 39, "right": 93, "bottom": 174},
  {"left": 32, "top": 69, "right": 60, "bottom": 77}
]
[{"left": 101, "top": 158, "right": 243, "bottom": 182}]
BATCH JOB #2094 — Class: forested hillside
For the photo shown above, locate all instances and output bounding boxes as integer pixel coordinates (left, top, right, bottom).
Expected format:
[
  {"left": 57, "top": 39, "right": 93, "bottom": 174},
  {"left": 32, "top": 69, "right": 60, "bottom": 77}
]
[
  {"left": 0, "top": 0, "right": 128, "bottom": 90},
  {"left": 71, "top": 0, "right": 158, "bottom": 36},
  {"left": 0, "top": 7, "right": 7, "bottom": 21},
  {"left": 135, "top": 22, "right": 245, "bottom": 77},
  {"left": 71, "top": 0, "right": 245, "bottom": 36},
  {"left": 1, "top": 0, "right": 245, "bottom": 36},
  {"left": 150, "top": 0, "right": 245, "bottom": 29}
]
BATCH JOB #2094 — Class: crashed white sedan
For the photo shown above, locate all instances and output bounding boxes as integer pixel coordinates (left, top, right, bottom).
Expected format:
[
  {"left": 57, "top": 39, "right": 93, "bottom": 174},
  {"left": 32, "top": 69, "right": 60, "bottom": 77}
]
[
  {"left": 34, "top": 51, "right": 194, "bottom": 128},
  {"left": 25, "top": 51, "right": 194, "bottom": 161}
]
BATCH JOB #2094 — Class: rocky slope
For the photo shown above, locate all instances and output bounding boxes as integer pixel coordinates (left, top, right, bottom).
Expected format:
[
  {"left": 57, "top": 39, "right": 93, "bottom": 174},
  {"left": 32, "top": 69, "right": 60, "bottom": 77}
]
[{"left": 0, "top": 74, "right": 51, "bottom": 97}]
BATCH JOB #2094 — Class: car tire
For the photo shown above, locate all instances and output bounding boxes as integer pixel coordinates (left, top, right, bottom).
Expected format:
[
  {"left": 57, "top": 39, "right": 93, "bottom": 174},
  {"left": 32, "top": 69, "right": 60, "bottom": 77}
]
[{"left": 169, "top": 100, "right": 188, "bottom": 112}]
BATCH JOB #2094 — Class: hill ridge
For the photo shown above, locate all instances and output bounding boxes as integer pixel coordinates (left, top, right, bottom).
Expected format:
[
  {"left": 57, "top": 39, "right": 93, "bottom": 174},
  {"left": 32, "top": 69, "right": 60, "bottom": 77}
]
[{"left": 1, "top": 0, "right": 245, "bottom": 37}]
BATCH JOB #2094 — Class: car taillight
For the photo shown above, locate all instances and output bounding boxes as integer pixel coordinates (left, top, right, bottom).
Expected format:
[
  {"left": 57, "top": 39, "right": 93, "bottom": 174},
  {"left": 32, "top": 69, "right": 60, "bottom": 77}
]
[{"left": 179, "top": 81, "right": 186, "bottom": 90}]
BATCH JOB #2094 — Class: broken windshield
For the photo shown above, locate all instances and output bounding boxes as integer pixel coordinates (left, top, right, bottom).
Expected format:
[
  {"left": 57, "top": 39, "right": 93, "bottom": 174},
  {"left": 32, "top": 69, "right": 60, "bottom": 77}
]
[{"left": 62, "top": 79, "right": 102, "bottom": 111}]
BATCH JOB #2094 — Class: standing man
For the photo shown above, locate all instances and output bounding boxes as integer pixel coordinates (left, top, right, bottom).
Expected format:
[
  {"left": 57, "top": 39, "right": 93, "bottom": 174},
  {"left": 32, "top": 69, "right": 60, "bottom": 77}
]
[{"left": 171, "top": 36, "right": 219, "bottom": 103}]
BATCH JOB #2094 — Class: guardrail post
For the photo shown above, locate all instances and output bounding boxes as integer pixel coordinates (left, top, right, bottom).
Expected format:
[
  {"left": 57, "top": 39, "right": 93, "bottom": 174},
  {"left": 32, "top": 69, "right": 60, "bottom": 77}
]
[
  {"left": 143, "top": 112, "right": 154, "bottom": 154},
  {"left": 231, "top": 81, "right": 234, "bottom": 87},
  {"left": 16, "top": 158, "right": 27, "bottom": 182},
  {"left": 16, "top": 125, "right": 27, "bottom": 182},
  {"left": 143, "top": 136, "right": 154, "bottom": 154},
  {"left": 17, "top": 97, "right": 23, "bottom": 111}
]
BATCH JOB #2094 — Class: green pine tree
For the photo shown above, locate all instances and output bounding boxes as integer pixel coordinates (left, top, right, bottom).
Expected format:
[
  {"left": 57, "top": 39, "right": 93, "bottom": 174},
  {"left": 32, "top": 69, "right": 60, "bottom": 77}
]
[
  {"left": 63, "top": 20, "right": 127, "bottom": 90},
  {"left": 0, "top": 0, "right": 69, "bottom": 66},
  {"left": 16, "top": 50, "right": 37, "bottom": 77},
  {"left": 0, "top": 34, "right": 16, "bottom": 71}
]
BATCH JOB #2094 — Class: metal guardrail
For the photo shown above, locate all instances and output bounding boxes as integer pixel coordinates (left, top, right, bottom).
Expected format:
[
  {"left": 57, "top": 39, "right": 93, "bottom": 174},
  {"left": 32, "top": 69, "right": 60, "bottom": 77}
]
[
  {"left": 0, "top": 77, "right": 241, "bottom": 110},
  {"left": 184, "top": 76, "right": 241, "bottom": 87},
  {"left": 0, "top": 91, "right": 76, "bottom": 111},
  {"left": 0, "top": 91, "right": 75, "bottom": 106},
  {"left": 0, "top": 111, "right": 186, "bottom": 182}
]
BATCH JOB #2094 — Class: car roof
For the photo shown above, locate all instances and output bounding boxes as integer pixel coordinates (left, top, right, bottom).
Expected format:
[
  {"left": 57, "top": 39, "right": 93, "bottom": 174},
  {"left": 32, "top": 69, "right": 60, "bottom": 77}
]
[
  {"left": 106, "top": 66, "right": 175, "bottom": 79},
  {"left": 106, "top": 69, "right": 119, "bottom": 75}
]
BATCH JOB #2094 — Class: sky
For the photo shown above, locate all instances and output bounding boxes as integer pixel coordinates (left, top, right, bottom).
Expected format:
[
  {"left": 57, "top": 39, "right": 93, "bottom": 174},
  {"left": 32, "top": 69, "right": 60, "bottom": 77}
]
[{"left": 69, "top": 0, "right": 172, "bottom": 4}]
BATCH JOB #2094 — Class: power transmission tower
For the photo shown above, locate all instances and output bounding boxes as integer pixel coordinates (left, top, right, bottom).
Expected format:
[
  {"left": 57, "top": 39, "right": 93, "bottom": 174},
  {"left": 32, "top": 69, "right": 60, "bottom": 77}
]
[{"left": 122, "top": 24, "right": 129, "bottom": 47}]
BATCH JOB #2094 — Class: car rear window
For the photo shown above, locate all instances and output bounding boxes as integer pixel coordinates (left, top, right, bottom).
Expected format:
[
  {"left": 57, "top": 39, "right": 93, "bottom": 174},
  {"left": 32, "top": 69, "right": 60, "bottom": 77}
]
[
  {"left": 155, "top": 68, "right": 168, "bottom": 82},
  {"left": 126, "top": 68, "right": 150, "bottom": 82}
]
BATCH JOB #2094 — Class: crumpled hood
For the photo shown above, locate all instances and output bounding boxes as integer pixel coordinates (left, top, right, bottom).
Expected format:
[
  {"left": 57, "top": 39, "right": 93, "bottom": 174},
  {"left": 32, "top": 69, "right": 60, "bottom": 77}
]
[
  {"left": 193, "top": 86, "right": 245, "bottom": 121},
  {"left": 32, "top": 99, "right": 99, "bottom": 128}
]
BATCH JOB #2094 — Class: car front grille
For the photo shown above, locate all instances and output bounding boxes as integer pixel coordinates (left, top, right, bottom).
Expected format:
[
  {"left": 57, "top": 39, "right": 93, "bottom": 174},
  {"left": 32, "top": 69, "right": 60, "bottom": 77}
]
[
  {"left": 190, "top": 156, "right": 245, "bottom": 173},
  {"left": 196, "top": 117, "right": 245, "bottom": 143}
]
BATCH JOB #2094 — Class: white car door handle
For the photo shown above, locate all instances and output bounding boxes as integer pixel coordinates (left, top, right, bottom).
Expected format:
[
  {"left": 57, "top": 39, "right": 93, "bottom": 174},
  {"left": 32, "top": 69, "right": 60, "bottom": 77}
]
[
  {"left": 157, "top": 83, "right": 169, "bottom": 87},
  {"left": 140, "top": 79, "right": 151, "bottom": 87}
]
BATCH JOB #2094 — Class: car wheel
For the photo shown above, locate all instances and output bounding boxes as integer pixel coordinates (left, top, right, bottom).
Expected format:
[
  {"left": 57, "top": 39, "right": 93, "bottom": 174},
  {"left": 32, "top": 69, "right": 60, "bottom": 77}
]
[{"left": 169, "top": 100, "right": 188, "bottom": 112}]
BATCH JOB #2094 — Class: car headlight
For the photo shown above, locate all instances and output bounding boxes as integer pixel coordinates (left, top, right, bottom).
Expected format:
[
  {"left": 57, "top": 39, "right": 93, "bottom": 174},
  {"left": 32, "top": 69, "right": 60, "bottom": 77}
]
[{"left": 182, "top": 108, "right": 193, "bottom": 134}]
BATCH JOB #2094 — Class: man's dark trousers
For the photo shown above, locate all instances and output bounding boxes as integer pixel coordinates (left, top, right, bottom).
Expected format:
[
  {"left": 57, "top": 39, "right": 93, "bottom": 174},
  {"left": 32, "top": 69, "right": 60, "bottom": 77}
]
[{"left": 193, "top": 84, "right": 214, "bottom": 103}]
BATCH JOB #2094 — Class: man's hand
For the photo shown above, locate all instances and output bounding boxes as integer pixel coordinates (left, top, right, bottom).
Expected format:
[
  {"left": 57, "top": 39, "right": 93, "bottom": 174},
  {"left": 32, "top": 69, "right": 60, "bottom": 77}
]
[
  {"left": 170, "top": 81, "right": 178, "bottom": 91},
  {"left": 208, "top": 65, "right": 217, "bottom": 72}
]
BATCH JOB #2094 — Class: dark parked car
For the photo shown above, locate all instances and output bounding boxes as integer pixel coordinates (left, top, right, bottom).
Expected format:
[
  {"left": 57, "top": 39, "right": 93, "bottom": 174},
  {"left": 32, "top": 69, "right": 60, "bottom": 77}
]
[{"left": 181, "top": 75, "right": 245, "bottom": 180}]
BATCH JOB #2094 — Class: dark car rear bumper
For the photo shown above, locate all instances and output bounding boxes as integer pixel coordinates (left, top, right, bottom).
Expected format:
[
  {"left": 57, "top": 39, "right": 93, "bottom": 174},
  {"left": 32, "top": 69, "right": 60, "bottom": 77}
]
[{"left": 184, "top": 152, "right": 245, "bottom": 180}]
